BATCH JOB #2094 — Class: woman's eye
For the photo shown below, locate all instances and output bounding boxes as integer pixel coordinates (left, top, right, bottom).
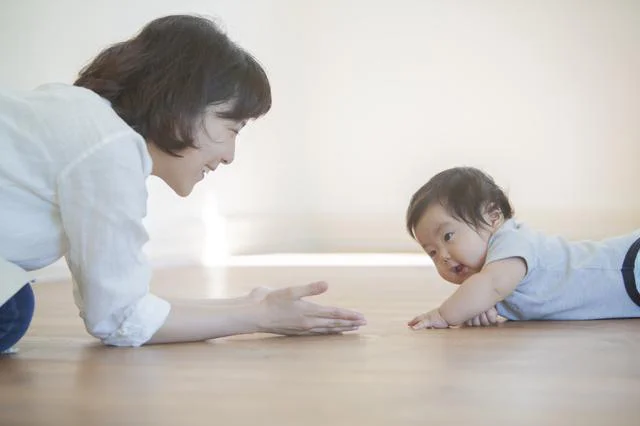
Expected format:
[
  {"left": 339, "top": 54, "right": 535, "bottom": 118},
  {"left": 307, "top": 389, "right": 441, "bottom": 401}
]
[{"left": 444, "top": 232, "right": 454, "bottom": 242}]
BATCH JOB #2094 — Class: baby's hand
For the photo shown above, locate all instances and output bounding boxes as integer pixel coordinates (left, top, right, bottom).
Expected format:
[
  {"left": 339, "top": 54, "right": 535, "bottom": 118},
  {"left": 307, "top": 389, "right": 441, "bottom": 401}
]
[
  {"left": 408, "top": 309, "right": 449, "bottom": 330},
  {"left": 464, "top": 307, "right": 499, "bottom": 327}
]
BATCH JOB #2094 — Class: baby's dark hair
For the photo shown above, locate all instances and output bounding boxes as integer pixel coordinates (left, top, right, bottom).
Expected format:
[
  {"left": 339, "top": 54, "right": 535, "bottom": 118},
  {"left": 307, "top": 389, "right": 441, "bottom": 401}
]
[{"left": 406, "top": 167, "right": 514, "bottom": 239}]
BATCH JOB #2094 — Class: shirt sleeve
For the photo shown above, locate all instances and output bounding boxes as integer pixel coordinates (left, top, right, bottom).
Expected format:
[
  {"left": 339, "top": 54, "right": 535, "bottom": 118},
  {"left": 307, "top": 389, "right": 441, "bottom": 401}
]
[
  {"left": 56, "top": 132, "right": 170, "bottom": 347},
  {"left": 485, "top": 222, "right": 537, "bottom": 280}
]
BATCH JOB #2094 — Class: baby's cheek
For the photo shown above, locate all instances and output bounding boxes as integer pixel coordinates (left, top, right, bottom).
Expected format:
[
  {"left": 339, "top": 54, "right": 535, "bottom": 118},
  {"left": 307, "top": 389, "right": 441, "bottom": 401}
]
[
  {"left": 435, "top": 266, "right": 449, "bottom": 280},
  {"left": 465, "top": 246, "right": 484, "bottom": 266}
]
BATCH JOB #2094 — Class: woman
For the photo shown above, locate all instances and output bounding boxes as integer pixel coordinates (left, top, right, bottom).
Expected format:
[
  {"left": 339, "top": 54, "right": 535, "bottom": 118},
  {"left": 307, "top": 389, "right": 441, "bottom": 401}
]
[{"left": 0, "top": 14, "right": 366, "bottom": 351}]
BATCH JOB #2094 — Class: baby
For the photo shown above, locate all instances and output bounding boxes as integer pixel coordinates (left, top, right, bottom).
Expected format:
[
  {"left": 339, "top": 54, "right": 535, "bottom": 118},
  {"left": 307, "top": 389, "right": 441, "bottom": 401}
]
[{"left": 405, "top": 166, "right": 640, "bottom": 329}]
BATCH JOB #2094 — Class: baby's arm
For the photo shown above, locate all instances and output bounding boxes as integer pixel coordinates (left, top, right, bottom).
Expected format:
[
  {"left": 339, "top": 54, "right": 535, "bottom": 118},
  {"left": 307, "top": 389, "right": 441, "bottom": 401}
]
[
  {"left": 439, "top": 257, "right": 526, "bottom": 326},
  {"left": 409, "top": 257, "right": 525, "bottom": 329}
]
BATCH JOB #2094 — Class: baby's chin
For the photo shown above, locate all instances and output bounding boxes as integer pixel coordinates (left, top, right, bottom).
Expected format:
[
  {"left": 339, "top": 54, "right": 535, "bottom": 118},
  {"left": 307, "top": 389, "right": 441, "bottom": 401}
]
[
  {"left": 440, "top": 274, "right": 464, "bottom": 285},
  {"left": 444, "top": 269, "right": 476, "bottom": 285}
]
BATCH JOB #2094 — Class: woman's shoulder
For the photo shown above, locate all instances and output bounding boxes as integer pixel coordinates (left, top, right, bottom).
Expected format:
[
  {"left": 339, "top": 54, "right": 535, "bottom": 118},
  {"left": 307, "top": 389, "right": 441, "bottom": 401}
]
[
  {"left": 38, "top": 83, "right": 131, "bottom": 130},
  {"left": 1, "top": 83, "right": 148, "bottom": 176},
  {"left": 4, "top": 83, "right": 136, "bottom": 138},
  {"left": 5, "top": 83, "right": 148, "bottom": 167}
]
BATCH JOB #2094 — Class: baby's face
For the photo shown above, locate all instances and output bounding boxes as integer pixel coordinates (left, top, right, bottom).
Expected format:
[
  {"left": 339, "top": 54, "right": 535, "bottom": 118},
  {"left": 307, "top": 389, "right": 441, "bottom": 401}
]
[{"left": 413, "top": 203, "right": 496, "bottom": 284}]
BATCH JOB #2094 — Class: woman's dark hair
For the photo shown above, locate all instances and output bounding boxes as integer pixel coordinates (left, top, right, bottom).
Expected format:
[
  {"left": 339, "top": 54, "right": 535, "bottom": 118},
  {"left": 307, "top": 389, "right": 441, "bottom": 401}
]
[
  {"left": 406, "top": 167, "right": 514, "bottom": 238},
  {"left": 75, "top": 14, "right": 271, "bottom": 156}
]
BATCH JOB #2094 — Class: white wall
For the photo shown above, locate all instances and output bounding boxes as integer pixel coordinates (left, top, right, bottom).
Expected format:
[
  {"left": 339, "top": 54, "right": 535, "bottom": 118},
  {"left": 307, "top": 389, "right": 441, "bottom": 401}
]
[
  {"left": 293, "top": 0, "right": 640, "bottom": 251},
  {"left": 2, "top": 0, "right": 639, "bottom": 275}
]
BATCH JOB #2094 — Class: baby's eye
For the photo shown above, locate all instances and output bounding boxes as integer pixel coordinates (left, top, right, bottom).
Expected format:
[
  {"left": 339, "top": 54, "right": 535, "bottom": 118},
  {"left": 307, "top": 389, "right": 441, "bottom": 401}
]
[
  {"left": 427, "top": 250, "right": 436, "bottom": 258},
  {"left": 444, "top": 232, "right": 454, "bottom": 242}
]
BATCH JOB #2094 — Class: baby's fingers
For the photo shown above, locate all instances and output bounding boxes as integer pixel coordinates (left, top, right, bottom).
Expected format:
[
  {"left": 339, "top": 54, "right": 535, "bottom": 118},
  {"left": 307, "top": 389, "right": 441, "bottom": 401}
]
[
  {"left": 486, "top": 308, "right": 499, "bottom": 324},
  {"left": 407, "top": 318, "right": 419, "bottom": 327},
  {"left": 408, "top": 314, "right": 426, "bottom": 327},
  {"left": 409, "top": 316, "right": 432, "bottom": 330},
  {"left": 465, "top": 316, "right": 482, "bottom": 327},
  {"left": 479, "top": 312, "right": 491, "bottom": 326},
  {"left": 410, "top": 321, "right": 430, "bottom": 330}
]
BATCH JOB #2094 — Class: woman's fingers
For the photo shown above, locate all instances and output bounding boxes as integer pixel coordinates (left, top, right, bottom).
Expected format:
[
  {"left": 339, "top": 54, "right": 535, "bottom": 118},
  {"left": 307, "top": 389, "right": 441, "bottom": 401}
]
[
  {"left": 277, "top": 281, "right": 329, "bottom": 300},
  {"left": 257, "top": 281, "right": 367, "bottom": 335},
  {"left": 305, "top": 317, "right": 366, "bottom": 330},
  {"left": 306, "top": 326, "right": 361, "bottom": 334},
  {"left": 311, "top": 305, "right": 365, "bottom": 321}
]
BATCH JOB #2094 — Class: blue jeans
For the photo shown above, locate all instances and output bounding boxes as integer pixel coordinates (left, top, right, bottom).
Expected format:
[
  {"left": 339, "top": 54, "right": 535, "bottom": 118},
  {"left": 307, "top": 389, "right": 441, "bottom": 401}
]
[{"left": 0, "top": 284, "right": 35, "bottom": 352}]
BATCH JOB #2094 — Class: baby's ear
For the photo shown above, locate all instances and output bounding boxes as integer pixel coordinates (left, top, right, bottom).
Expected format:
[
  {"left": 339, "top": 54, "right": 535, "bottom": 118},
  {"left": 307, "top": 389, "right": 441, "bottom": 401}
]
[{"left": 485, "top": 203, "right": 504, "bottom": 227}]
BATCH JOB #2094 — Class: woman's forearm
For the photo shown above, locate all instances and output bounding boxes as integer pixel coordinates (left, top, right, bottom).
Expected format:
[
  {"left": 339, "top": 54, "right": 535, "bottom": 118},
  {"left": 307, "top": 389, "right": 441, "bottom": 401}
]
[
  {"left": 146, "top": 299, "right": 261, "bottom": 344},
  {"left": 144, "top": 282, "right": 366, "bottom": 345},
  {"left": 172, "top": 295, "right": 256, "bottom": 307}
]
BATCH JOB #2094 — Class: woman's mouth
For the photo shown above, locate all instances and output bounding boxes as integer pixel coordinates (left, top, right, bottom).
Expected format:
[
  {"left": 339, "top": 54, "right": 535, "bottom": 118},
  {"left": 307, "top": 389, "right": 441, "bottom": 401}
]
[{"left": 200, "top": 166, "right": 216, "bottom": 180}]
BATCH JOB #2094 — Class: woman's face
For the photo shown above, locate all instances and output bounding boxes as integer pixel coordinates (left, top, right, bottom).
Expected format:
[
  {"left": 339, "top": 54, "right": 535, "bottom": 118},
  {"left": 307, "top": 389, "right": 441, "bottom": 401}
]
[{"left": 149, "top": 103, "right": 246, "bottom": 197}]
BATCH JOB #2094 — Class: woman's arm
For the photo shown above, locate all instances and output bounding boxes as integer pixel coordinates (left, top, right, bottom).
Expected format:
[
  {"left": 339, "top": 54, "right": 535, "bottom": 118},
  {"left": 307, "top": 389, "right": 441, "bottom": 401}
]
[
  {"left": 147, "top": 281, "right": 367, "bottom": 344},
  {"left": 58, "top": 137, "right": 365, "bottom": 346},
  {"left": 58, "top": 134, "right": 170, "bottom": 347}
]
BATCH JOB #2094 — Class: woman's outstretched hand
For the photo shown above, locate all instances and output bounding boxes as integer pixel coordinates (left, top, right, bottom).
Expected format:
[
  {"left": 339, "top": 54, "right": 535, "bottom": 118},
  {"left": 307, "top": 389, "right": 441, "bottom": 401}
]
[
  {"left": 254, "top": 281, "right": 367, "bottom": 335},
  {"left": 146, "top": 281, "right": 366, "bottom": 345}
]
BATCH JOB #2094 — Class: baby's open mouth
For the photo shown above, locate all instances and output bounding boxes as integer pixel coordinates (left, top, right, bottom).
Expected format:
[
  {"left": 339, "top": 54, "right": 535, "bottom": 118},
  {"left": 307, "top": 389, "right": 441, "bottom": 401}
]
[{"left": 453, "top": 264, "right": 465, "bottom": 274}]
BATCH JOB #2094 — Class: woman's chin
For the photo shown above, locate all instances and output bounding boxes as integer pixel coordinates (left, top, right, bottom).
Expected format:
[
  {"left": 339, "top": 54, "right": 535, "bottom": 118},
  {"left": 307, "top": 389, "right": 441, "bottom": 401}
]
[{"left": 171, "top": 182, "right": 195, "bottom": 198}]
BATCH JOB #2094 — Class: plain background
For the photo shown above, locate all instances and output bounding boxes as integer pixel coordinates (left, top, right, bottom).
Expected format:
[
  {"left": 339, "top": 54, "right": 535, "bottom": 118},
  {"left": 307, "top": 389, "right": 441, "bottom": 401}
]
[{"left": 2, "top": 0, "right": 639, "bottom": 275}]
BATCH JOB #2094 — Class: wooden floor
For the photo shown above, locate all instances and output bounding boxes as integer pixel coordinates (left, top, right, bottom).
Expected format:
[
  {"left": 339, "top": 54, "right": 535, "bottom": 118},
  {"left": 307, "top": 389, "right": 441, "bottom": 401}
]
[{"left": 1, "top": 262, "right": 639, "bottom": 426}]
